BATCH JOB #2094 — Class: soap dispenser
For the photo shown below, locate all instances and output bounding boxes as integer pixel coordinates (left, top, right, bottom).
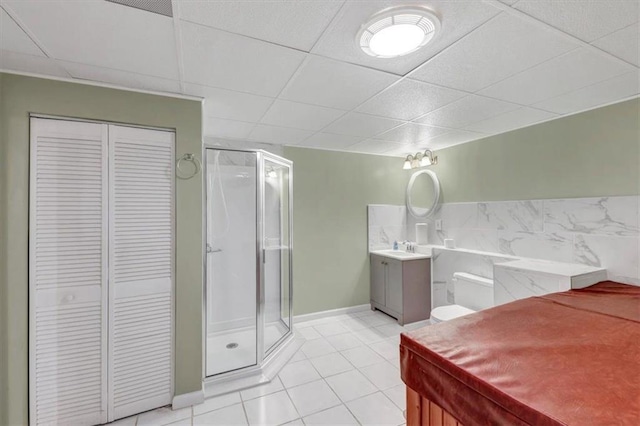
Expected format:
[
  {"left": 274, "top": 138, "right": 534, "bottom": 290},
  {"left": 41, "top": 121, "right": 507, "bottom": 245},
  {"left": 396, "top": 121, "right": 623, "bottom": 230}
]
[{"left": 393, "top": 241, "right": 398, "bottom": 251}]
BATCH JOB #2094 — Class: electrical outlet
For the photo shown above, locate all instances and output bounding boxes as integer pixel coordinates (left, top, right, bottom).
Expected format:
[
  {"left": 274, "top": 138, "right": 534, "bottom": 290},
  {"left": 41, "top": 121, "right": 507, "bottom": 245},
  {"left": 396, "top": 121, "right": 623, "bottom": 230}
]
[{"left": 435, "top": 219, "right": 442, "bottom": 231}]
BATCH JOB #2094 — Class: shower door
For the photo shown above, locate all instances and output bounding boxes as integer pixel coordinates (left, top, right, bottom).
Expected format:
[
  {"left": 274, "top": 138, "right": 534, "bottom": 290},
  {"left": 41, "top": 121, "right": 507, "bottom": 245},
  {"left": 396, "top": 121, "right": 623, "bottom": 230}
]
[
  {"left": 261, "top": 155, "right": 292, "bottom": 355},
  {"left": 205, "top": 148, "right": 292, "bottom": 378},
  {"left": 205, "top": 149, "right": 258, "bottom": 376}
]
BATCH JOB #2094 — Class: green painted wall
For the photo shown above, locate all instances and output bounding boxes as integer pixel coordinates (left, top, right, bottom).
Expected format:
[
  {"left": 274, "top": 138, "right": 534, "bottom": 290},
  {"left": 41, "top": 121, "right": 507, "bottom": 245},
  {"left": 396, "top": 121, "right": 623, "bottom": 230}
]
[
  {"left": 0, "top": 72, "right": 7, "bottom": 426},
  {"left": 429, "top": 98, "right": 640, "bottom": 202},
  {"left": 284, "top": 98, "right": 639, "bottom": 316},
  {"left": 0, "top": 73, "right": 203, "bottom": 425},
  {"left": 282, "top": 147, "right": 414, "bottom": 315}
]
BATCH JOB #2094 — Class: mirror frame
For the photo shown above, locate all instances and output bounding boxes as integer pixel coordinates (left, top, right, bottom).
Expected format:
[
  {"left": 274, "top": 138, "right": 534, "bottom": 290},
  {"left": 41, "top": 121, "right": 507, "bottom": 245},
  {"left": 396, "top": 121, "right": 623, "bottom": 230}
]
[{"left": 406, "top": 169, "right": 441, "bottom": 219}]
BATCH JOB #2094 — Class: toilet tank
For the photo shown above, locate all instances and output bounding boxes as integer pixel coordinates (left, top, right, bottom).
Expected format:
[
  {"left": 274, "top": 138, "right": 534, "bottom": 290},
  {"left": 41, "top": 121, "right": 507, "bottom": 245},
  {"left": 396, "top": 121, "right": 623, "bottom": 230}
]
[{"left": 453, "top": 272, "right": 494, "bottom": 311}]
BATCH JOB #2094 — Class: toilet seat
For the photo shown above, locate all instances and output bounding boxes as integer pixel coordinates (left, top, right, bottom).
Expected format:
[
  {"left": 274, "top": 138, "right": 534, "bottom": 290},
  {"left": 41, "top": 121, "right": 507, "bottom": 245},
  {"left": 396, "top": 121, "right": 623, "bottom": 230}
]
[{"left": 430, "top": 304, "right": 476, "bottom": 324}]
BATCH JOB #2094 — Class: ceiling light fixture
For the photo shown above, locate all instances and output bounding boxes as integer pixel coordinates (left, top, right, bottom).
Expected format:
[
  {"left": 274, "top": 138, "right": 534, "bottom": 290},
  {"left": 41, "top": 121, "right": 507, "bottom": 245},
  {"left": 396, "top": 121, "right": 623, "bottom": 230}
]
[
  {"left": 403, "top": 150, "right": 437, "bottom": 169},
  {"left": 358, "top": 7, "right": 440, "bottom": 58}
]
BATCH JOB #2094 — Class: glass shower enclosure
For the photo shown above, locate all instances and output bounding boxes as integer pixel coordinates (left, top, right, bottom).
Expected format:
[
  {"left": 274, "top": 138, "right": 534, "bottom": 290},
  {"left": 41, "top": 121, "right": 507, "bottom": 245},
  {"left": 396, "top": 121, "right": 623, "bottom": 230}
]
[{"left": 204, "top": 148, "right": 293, "bottom": 379}]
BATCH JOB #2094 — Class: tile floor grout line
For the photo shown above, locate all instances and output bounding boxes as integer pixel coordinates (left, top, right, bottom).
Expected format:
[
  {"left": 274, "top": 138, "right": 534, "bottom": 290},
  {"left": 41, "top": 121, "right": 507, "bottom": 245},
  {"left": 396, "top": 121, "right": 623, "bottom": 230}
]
[{"left": 109, "top": 310, "right": 408, "bottom": 426}]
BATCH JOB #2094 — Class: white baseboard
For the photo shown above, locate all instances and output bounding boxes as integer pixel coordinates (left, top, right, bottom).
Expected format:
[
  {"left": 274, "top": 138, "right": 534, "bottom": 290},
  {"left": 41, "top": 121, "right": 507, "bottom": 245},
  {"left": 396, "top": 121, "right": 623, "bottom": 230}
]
[
  {"left": 293, "top": 304, "right": 370, "bottom": 324},
  {"left": 172, "top": 389, "right": 205, "bottom": 410}
]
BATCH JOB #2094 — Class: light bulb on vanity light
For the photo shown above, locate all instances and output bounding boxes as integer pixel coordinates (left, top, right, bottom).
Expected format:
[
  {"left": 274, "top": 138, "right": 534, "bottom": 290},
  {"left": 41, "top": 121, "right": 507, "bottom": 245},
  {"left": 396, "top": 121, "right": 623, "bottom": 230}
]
[{"left": 403, "top": 155, "right": 413, "bottom": 170}]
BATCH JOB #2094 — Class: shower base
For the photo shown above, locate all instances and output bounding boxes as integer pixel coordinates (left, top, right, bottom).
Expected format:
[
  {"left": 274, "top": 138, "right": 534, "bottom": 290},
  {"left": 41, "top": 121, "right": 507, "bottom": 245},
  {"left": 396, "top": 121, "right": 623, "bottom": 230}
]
[{"left": 206, "top": 321, "right": 289, "bottom": 376}]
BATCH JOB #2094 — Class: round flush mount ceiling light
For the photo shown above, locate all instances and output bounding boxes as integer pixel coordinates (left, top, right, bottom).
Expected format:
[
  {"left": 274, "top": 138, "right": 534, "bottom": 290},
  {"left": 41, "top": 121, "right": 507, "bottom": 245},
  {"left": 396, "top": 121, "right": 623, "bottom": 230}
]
[{"left": 358, "top": 7, "right": 440, "bottom": 58}]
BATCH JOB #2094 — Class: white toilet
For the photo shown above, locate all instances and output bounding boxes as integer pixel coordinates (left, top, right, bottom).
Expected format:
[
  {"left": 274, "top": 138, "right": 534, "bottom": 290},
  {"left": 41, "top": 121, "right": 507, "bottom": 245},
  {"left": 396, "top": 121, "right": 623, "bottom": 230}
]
[{"left": 430, "top": 272, "right": 494, "bottom": 324}]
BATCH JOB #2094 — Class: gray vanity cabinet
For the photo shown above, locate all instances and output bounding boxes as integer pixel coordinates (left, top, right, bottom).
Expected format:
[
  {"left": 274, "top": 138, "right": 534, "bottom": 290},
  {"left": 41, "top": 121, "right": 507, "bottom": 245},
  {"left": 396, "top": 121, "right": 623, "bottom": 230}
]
[{"left": 370, "top": 254, "right": 431, "bottom": 325}]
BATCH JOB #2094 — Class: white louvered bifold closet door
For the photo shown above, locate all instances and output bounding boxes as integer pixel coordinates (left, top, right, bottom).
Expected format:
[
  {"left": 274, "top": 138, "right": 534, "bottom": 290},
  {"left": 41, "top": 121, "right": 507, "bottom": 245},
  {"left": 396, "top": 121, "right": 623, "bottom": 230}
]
[
  {"left": 108, "top": 125, "right": 175, "bottom": 421},
  {"left": 29, "top": 118, "right": 109, "bottom": 426}
]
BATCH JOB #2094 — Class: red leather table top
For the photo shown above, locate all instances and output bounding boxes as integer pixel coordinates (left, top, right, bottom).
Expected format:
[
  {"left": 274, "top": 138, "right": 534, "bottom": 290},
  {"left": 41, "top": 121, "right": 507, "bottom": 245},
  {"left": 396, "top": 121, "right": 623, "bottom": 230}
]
[{"left": 400, "top": 282, "right": 640, "bottom": 426}]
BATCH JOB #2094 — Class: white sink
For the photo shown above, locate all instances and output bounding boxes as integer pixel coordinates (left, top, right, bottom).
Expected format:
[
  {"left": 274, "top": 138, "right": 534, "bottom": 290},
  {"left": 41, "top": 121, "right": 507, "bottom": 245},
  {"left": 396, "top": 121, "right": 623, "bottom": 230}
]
[{"left": 370, "top": 249, "right": 431, "bottom": 261}]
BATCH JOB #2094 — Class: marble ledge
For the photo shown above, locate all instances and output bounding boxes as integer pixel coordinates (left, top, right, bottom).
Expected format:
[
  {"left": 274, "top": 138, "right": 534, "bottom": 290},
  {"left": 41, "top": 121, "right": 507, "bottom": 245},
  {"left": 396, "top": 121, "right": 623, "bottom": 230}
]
[{"left": 495, "top": 258, "right": 606, "bottom": 278}]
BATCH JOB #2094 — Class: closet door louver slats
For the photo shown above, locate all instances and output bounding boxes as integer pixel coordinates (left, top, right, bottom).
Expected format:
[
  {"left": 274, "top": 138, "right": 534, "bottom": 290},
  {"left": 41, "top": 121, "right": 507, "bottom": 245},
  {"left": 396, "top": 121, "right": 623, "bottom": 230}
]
[
  {"left": 108, "top": 125, "right": 175, "bottom": 421},
  {"left": 29, "top": 118, "right": 109, "bottom": 426}
]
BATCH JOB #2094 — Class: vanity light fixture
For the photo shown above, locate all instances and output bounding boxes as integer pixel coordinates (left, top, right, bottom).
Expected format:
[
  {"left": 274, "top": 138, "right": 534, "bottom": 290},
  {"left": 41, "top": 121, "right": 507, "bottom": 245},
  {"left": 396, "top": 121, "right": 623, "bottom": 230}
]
[
  {"left": 403, "top": 149, "right": 437, "bottom": 169},
  {"left": 358, "top": 7, "right": 440, "bottom": 58}
]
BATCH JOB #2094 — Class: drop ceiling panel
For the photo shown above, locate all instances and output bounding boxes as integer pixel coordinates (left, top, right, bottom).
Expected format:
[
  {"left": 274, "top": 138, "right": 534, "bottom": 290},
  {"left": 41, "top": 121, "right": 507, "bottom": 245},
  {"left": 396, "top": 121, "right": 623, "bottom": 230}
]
[
  {"left": 3, "top": 0, "right": 180, "bottom": 79},
  {"left": 179, "top": 0, "right": 345, "bottom": 52},
  {"left": 204, "top": 117, "right": 255, "bottom": 139},
  {"left": 533, "top": 71, "right": 640, "bottom": 114},
  {"left": 311, "top": 0, "right": 500, "bottom": 75},
  {"left": 591, "top": 23, "right": 639, "bottom": 66},
  {"left": 0, "top": 7, "right": 43, "bottom": 56},
  {"left": 513, "top": 0, "right": 639, "bottom": 42},
  {"left": 356, "top": 79, "right": 465, "bottom": 121},
  {"left": 63, "top": 61, "right": 181, "bottom": 93},
  {"left": 279, "top": 55, "right": 398, "bottom": 110},
  {"left": 374, "top": 123, "right": 449, "bottom": 144},
  {"left": 347, "top": 139, "right": 400, "bottom": 154},
  {"left": 298, "top": 133, "right": 364, "bottom": 150},
  {"left": 184, "top": 83, "right": 274, "bottom": 122},
  {"left": 426, "top": 129, "right": 488, "bottom": 149},
  {"left": 384, "top": 144, "right": 419, "bottom": 157},
  {"left": 411, "top": 12, "right": 580, "bottom": 92},
  {"left": 249, "top": 124, "right": 314, "bottom": 145},
  {"left": 478, "top": 48, "right": 633, "bottom": 105},
  {"left": 415, "top": 95, "right": 520, "bottom": 129},
  {"left": 260, "top": 100, "right": 345, "bottom": 131},
  {"left": 181, "top": 22, "right": 306, "bottom": 97},
  {"left": 322, "top": 112, "right": 403, "bottom": 138},
  {"left": 464, "top": 107, "right": 557, "bottom": 134},
  {"left": 0, "top": 49, "right": 69, "bottom": 77}
]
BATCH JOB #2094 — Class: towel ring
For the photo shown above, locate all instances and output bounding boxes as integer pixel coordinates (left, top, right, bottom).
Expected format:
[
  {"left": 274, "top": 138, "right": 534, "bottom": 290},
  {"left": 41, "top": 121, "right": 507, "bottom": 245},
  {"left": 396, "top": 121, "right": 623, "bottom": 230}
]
[{"left": 176, "top": 153, "right": 201, "bottom": 179}]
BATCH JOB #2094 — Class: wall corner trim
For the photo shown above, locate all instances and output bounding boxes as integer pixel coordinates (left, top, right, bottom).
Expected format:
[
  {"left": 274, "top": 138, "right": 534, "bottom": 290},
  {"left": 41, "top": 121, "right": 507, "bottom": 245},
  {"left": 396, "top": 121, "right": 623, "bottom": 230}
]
[{"left": 172, "top": 389, "right": 205, "bottom": 410}]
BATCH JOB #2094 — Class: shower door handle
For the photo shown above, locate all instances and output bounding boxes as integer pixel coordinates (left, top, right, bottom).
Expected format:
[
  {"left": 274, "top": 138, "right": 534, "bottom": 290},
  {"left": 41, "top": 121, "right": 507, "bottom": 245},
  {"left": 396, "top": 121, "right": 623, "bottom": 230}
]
[{"left": 207, "top": 243, "right": 222, "bottom": 254}]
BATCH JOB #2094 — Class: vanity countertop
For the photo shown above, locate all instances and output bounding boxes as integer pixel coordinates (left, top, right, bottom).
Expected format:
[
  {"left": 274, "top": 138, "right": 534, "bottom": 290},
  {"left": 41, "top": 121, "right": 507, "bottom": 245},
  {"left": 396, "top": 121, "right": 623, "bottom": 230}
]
[{"left": 370, "top": 249, "right": 431, "bottom": 261}]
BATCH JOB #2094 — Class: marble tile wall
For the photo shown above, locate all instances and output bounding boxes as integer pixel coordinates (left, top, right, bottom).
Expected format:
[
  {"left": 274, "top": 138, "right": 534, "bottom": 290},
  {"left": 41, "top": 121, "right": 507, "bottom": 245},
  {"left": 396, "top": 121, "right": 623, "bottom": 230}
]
[
  {"left": 367, "top": 205, "right": 407, "bottom": 251},
  {"left": 426, "top": 196, "right": 640, "bottom": 286},
  {"left": 431, "top": 248, "right": 514, "bottom": 307},
  {"left": 372, "top": 196, "right": 640, "bottom": 287}
]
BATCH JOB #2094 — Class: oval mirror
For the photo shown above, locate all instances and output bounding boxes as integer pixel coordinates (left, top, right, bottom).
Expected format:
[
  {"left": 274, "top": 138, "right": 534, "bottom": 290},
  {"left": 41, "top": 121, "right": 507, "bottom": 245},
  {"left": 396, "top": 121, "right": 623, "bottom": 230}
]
[{"left": 406, "top": 169, "right": 441, "bottom": 219}]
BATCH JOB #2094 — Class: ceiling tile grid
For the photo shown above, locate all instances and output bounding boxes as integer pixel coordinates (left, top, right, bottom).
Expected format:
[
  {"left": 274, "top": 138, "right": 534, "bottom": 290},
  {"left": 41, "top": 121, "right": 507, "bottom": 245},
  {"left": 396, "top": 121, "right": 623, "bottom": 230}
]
[
  {"left": 297, "top": 132, "right": 365, "bottom": 150},
  {"left": 204, "top": 117, "right": 256, "bottom": 140},
  {"left": 184, "top": 83, "right": 275, "bottom": 123},
  {"left": 178, "top": 0, "right": 346, "bottom": 52},
  {"left": 532, "top": 71, "right": 640, "bottom": 114},
  {"left": 278, "top": 55, "right": 399, "bottom": 110},
  {"left": 477, "top": 47, "right": 634, "bottom": 106},
  {"left": 322, "top": 112, "right": 404, "bottom": 139},
  {"left": 3, "top": 0, "right": 181, "bottom": 79},
  {"left": 0, "top": 0, "right": 637, "bottom": 157},
  {"left": 356, "top": 78, "right": 466, "bottom": 121},
  {"left": 464, "top": 106, "right": 558, "bottom": 135},
  {"left": 259, "top": 99, "right": 346, "bottom": 132},
  {"left": 414, "top": 95, "right": 521, "bottom": 129},
  {"left": 591, "top": 23, "right": 639, "bottom": 66},
  {"left": 0, "top": 7, "right": 44, "bottom": 56},
  {"left": 347, "top": 138, "right": 405, "bottom": 155},
  {"left": 374, "top": 122, "right": 450, "bottom": 145},
  {"left": 248, "top": 124, "right": 314, "bottom": 145},
  {"left": 180, "top": 21, "right": 307, "bottom": 97},
  {"left": 511, "top": 0, "right": 639, "bottom": 42},
  {"left": 409, "top": 12, "right": 581, "bottom": 92}
]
